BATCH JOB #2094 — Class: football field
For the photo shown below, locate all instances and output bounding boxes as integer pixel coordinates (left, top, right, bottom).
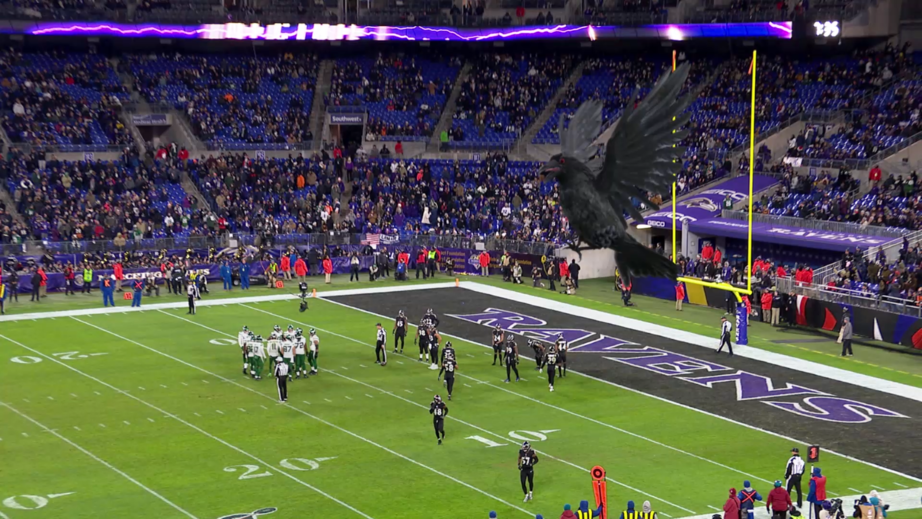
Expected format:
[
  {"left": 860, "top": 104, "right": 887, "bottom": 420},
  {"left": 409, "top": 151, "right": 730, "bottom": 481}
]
[{"left": 1, "top": 282, "right": 920, "bottom": 519}]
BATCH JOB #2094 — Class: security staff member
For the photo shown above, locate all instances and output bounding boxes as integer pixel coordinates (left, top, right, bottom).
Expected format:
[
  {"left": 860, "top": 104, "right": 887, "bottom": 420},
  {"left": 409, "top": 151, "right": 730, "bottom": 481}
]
[
  {"left": 426, "top": 248, "right": 437, "bottom": 278},
  {"left": 101, "top": 275, "right": 115, "bottom": 307},
  {"left": 131, "top": 278, "right": 145, "bottom": 307},
  {"left": 716, "top": 316, "right": 733, "bottom": 356},
  {"left": 375, "top": 323, "right": 387, "bottom": 366},
  {"left": 186, "top": 281, "right": 197, "bottom": 315},
  {"left": 82, "top": 265, "right": 93, "bottom": 294},
  {"left": 784, "top": 447, "right": 805, "bottom": 509},
  {"left": 274, "top": 356, "right": 289, "bottom": 402}
]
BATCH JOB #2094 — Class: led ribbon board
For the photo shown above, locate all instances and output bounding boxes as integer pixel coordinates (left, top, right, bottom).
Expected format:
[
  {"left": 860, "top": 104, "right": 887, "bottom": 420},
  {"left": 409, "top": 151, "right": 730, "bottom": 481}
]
[{"left": 17, "top": 22, "right": 793, "bottom": 41}]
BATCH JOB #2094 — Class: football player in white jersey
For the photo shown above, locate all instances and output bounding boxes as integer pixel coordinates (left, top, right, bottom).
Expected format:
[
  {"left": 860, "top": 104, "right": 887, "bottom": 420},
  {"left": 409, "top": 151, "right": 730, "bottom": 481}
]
[
  {"left": 280, "top": 333, "right": 295, "bottom": 381},
  {"left": 247, "top": 335, "right": 266, "bottom": 380},
  {"left": 238, "top": 326, "right": 250, "bottom": 375},
  {"left": 308, "top": 328, "right": 320, "bottom": 374},
  {"left": 266, "top": 332, "right": 281, "bottom": 372},
  {"left": 294, "top": 328, "right": 308, "bottom": 378}
]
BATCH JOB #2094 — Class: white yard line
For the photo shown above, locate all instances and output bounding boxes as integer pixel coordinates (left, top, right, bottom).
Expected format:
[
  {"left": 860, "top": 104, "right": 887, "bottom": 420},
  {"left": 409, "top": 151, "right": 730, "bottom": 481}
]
[
  {"left": 298, "top": 298, "right": 775, "bottom": 485},
  {"left": 319, "top": 292, "right": 922, "bottom": 485},
  {"left": 0, "top": 401, "right": 198, "bottom": 519},
  {"left": 0, "top": 332, "right": 375, "bottom": 519}
]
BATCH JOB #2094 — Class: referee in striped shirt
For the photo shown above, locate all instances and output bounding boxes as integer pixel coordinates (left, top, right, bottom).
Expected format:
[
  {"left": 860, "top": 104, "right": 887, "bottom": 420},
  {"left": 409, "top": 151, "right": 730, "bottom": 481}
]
[
  {"left": 274, "top": 357, "right": 289, "bottom": 402},
  {"left": 375, "top": 323, "right": 387, "bottom": 366}
]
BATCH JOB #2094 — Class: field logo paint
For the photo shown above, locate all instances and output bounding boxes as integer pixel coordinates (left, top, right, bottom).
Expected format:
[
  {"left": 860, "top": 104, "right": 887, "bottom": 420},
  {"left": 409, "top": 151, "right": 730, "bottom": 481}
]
[
  {"left": 218, "top": 507, "right": 277, "bottom": 519},
  {"left": 605, "top": 346, "right": 907, "bottom": 424},
  {"left": 449, "top": 308, "right": 635, "bottom": 349}
]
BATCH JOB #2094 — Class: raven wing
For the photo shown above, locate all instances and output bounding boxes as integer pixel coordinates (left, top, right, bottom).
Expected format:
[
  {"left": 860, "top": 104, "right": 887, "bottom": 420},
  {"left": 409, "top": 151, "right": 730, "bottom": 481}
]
[
  {"left": 595, "top": 62, "right": 696, "bottom": 223},
  {"left": 560, "top": 99, "right": 603, "bottom": 165}
]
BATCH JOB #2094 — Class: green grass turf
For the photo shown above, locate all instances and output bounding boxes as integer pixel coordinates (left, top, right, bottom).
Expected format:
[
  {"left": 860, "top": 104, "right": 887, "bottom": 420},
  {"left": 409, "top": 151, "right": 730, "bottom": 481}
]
[
  {"left": 0, "top": 295, "right": 917, "bottom": 518},
  {"left": 5, "top": 273, "right": 922, "bottom": 388}
]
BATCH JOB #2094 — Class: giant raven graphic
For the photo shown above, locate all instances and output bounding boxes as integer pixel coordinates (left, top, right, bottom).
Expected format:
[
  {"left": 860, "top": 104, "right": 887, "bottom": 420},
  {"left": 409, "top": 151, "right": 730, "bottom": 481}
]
[{"left": 539, "top": 62, "right": 697, "bottom": 282}]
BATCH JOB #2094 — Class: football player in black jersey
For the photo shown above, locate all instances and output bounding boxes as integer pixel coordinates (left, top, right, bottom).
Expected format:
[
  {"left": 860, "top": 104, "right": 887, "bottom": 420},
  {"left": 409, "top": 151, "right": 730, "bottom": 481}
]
[
  {"left": 540, "top": 346, "right": 558, "bottom": 392},
  {"left": 415, "top": 325, "right": 430, "bottom": 363},
  {"left": 427, "top": 326, "right": 442, "bottom": 371},
  {"left": 518, "top": 441, "right": 539, "bottom": 502},
  {"left": 437, "top": 346, "right": 458, "bottom": 400},
  {"left": 503, "top": 336, "right": 520, "bottom": 383},
  {"left": 429, "top": 394, "right": 448, "bottom": 444},
  {"left": 491, "top": 324, "right": 505, "bottom": 366},
  {"left": 555, "top": 334, "right": 568, "bottom": 377},
  {"left": 528, "top": 339, "right": 546, "bottom": 370},
  {"left": 392, "top": 310, "right": 408, "bottom": 353},
  {"left": 421, "top": 308, "right": 440, "bottom": 328},
  {"left": 440, "top": 340, "right": 456, "bottom": 365}
]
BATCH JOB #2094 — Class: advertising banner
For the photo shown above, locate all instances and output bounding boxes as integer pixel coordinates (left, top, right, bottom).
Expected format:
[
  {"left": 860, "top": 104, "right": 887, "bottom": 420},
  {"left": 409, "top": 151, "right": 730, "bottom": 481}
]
[
  {"left": 330, "top": 114, "right": 364, "bottom": 125},
  {"left": 688, "top": 218, "right": 893, "bottom": 252},
  {"left": 644, "top": 175, "right": 778, "bottom": 230}
]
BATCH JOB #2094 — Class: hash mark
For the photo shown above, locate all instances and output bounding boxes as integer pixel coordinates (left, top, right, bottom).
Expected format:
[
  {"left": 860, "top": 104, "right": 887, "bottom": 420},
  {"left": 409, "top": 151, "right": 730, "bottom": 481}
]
[
  {"left": 22, "top": 398, "right": 29, "bottom": 403},
  {"left": 123, "top": 421, "right": 131, "bottom": 425},
  {"left": 404, "top": 389, "right": 413, "bottom": 394},
  {"left": 70, "top": 393, "right": 78, "bottom": 398},
  {"left": 424, "top": 387, "right": 433, "bottom": 392},
  {"left": 73, "top": 426, "right": 80, "bottom": 431},
  {"left": 359, "top": 364, "right": 367, "bottom": 368},
  {"left": 238, "top": 408, "right": 247, "bottom": 413},
  {"left": 466, "top": 354, "right": 475, "bottom": 357},
  {"left": 463, "top": 383, "right": 472, "bottom": 388},
  {"left": 147, "top": 418, "right": 155, "bottom": 423},
  {"left": 324, "top": 398, "right": 333, "bottom": 403},
  {"left": 397, "top": 361, "right": 404, "bottom": 364},
  {"left": 22, "top": 432, "right": 28, "bottom": 437},
  {"left": 181, "top": 382, "right": 188, "bottom": 386},
  {"left": 260, "top": 405, "right": 269, "bottom": 410},
  {"left": 365, "top": 394, "right": 374, "bottom": 398},
  {"left": 194, "top": 413, "right": 201, "bottom": 417},
  {"left": 216, "top": 410, "right": 224, "bottom": 414},
  {"left": 344, "top": 396, "right": 352, "bottom": 400},
  {"left": 302, "top": 401, "right": 311, "bottom": 405},
  {"left": 47, "top": 396, "right": 54, "bottom": 400},
  {"left": 340, "top": 366, "right": 349, "bottom": 370},
  {"left": 202, "top": 380, "right": 210, "bottom": 384},
  {"left": 893, "top": 482, "right": 909, "bottom": 488},
  {"left": 138, "top": 387, "right": 146, "bottom": 391},
  {"left": 707, "top": 506, "right": 720, "bottom": 512},
  {"left": 160, "top": 385, "right": 168, "bottom": 389},
  {"left": 98, "top": 423, "right": 106, "bottom": 428},
  {"left": 848, "top": 488, "right": 862, "bottom": 494},
  {"left": 93, "top": 391, "right": 101, "bottom": 395}
]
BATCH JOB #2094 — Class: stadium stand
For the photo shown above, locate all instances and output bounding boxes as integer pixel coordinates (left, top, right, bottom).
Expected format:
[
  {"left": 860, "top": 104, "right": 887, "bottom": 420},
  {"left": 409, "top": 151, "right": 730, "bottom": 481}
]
[
  {"left": 450, "top": 53, "right": 575, "bottom": 149},
  {"left": 327, "top": 52, "right": 462, "bottom": 142},
  {"left": 2, "top": 147, "right": 202, "bottom": 241},
  {"left": 0, "top": 50, "right": 133, "bottom": 152},
  {"left": 127, "top": 52, "right": 319, "bottom": 150}
]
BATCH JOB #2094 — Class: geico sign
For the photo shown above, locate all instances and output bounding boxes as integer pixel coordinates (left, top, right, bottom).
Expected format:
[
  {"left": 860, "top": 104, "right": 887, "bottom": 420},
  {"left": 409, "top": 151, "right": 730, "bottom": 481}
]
[{"left": 646, "top": 220, "right": 666, "bottom": 228}]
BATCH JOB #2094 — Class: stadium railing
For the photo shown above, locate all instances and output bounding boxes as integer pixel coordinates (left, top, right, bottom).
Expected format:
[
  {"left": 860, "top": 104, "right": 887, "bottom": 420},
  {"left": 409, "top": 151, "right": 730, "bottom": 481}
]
[
  {"left": 775, "top": 276, "right": 922, "bottom": 318},
  {"left": 810, "top": 228, "right": 922, "bottom": 286},
  {"left": 789, "top": 129, "right": 922, "bottom": 170},
  {"left": 721, "top": 209, "right": 912, "bottom": 240}
]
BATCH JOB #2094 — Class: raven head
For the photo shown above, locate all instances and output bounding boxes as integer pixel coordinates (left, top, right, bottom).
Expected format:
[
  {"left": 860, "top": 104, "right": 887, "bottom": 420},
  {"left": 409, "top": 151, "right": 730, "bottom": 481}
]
[{"left": 539, "top": 153, "right": 566, "bottom": 182}]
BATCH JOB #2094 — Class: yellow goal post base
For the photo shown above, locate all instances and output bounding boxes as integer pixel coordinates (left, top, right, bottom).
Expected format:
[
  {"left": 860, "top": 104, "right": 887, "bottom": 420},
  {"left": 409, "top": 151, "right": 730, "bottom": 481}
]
[{"left": 676, "top": 277, "right": 750, "bottom": 303}]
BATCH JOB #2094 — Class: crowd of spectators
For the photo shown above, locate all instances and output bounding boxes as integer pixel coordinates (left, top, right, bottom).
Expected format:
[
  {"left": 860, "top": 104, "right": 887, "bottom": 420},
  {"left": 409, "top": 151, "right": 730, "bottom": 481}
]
[
  {"left": 188, "top": 146, "right": 573, "bottom": 245},
  {"left": 449, "top": 53, "right": 575, "bottom": 148},
  {"left": 127, "top": 52, "right": 319, "bottom": 149},
  {"left": 0, "top": 50, "right": 132, "bottom": 152},
  {"left": 327, "top": 53, "right": 461, "bottom": 141},
  {"left": 0, "top": 145, "right": 214, "bottom": 244}
]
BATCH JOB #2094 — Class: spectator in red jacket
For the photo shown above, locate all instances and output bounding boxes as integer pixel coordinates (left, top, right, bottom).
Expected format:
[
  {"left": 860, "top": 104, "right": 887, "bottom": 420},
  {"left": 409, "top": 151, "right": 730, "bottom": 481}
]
[
  {"left": 776, "top": 265, "right": 787, "bottom": 278},
  {"left": 702, "top": 242, "right": 714, "bottom": 261},
  {"left": 675, "top": 281, "right": 685, "bottom": 311},
  {"left": 37, "top": 266, "right": 48, "bottom": 298},
  {"left": 395, "top": 141, "right": 404, "bottom": 155},
  {"left": 280, "top": 255, "right": 291, "bottom": 281},
  {"left": 416, "top": 248, "right": 428, "bottom": 279},
  {"left": 479, "top": 251, "right": 491, "bottom": 276},
  {"left": 761, "top": 290, "right": 773, "bottom": 322},
  {"left": 723, "top": 488, "right": 740, "bottom": 519},
  {"left": 294, "top": 257, "right": 308, "bottom": 282},
  {"left": 322, "top": 256, "right": 333, "bottom": 284},
  {"left": 766, "top": 480, "right": 792, "bottom": 519},
  {"left": 803, "top": 267, "right": 813, "bottom": 285},
  {"left": 559, "top": 259, "right": 569, "bottom": 280},
  {"left": 113, "top": 261, "right": 124, "bottom": 292},
  {"left": 869, "top": 164, "right": 882, "bottom": 185},
  {"left": 713, "top": 247, "right": 722, "bottom": 265}
]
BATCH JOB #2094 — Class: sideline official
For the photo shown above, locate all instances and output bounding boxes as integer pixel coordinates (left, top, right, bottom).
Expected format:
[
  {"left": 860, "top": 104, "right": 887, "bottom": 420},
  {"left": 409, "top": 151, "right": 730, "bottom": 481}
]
[
  {"left": 784, "top": 447, "right": 805, "bottom": 509},
  {"left": 274, "top": 357, "right": 289, "bottom": 402},
  {"left": 716, "top": 316, "right": 733, "bottom": 356},
  {"left": 375, "top": 323, "right": 387, "bottom": 366}
]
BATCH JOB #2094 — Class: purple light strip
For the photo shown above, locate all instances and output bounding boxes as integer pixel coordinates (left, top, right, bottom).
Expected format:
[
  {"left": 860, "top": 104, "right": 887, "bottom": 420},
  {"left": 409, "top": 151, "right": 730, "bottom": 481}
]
[
  {"left": 768, "top": 21, "right": 793, "bottom": 34},
  {"left": 31, "top": 24, "right": 209, "bottom": 36}
]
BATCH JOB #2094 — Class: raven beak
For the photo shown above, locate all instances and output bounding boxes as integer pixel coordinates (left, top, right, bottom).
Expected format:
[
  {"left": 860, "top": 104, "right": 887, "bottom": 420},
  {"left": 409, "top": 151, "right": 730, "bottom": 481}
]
[{"left": 540, "top": 164, "right": 560, "bottom": 181}]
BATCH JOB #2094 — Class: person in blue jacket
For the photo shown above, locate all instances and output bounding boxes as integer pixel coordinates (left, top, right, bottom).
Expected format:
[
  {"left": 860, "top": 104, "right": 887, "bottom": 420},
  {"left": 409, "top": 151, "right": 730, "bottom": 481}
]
[
  {"left": 737, "top": 480, "right": 763, "bottom": 519},
  {"left": 240, "top": 260, "right": 251, "bottom": 290},
  {"left": 581, "top": 499, "right": 603, "bottom": 518},
  {"left": 131, "top": 277, "right": 145, "bottom": 307},
  {"left": 220, "top": 262, "right": 232, "bottom": 290}
]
